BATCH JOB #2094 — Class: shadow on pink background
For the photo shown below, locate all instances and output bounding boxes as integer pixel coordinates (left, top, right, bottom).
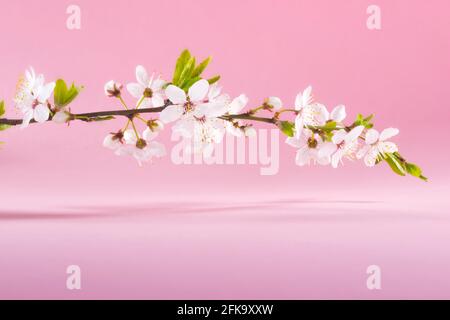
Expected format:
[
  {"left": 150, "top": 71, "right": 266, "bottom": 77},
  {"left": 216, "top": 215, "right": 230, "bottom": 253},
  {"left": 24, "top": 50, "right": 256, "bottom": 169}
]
[{"left": 0, "top": 0, "right": 449, "bottom": 299}]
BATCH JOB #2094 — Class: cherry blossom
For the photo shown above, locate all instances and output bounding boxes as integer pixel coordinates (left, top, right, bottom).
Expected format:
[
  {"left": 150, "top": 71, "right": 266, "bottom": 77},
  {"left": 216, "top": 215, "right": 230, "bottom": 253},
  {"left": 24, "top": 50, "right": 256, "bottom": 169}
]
[
  {"left": 356, "top": 128, "right": 399, "bottom": 167},
  {"left": 319, "top": 126, "right": 365, "bottom": 168},
  {"left": 14, "top": 67, "right": 55, "bottom": 128},
  {"left": 286, "top": 129, "right": 330, "bottom": 166},
  {"left": 126, "top": 65, "right": 165, "bottom": 108}
]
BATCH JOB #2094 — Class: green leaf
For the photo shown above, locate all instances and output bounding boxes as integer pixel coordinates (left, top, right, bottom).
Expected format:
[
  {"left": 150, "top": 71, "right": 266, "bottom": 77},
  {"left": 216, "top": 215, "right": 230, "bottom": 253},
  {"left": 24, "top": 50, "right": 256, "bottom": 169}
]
[
  {"left": 54, "top": 79, "right": 82, "bottom": 108},
  {"left": 278, "top": 121, "right": 295, "bottom": 137},
  {"left": 384, "top": 153, "right": 406, "bottom": 176},
  {"left": 172, "top": 49, "right": 191, "bottom": 85},
  {"left": 191, "top": 57, "right": 211, "bottom": 78},
  {"left": 207, "top": 75, "right": 221, "bottom": 85},
  {"left": 321, "top": 121, "right": 337, "bottom": 131},
  {"left": 0, "top": 100, "right": 5, "bottom": 117},
  {"left": 405, "top": 162, "right": 428, "bottom": 181},
  {"left": 0, "top": 124, "right": 10, "bottom": 131},
  {"left": 178, "top": 56, "right": 196, "bottom": 88}
]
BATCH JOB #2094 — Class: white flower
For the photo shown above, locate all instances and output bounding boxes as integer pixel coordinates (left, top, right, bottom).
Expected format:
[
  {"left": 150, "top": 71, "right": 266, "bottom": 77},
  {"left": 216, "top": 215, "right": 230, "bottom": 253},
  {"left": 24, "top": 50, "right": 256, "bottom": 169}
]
[
  {"left": 14, "top": 67, "right": 55, "bottom": 128},
  {"left": 286, "top": 129, "right": 330, "bottom": 166},
  {"left": 104, "top": 80, "right": 123, "bottom": 97},
  {"left": 161, "top": 79, "right": 215, "bottom": 123},
  {"left": 356, "top": 128, "right": 399, "bottom": 167},
  {"left": 126, "top": 65, "right": 166, "bottom": 108},
  {"left": 266, "top": 96, "right": 283, "bottom": 110},
  {"left": 115, "top": 129, "right": 166, "bottom": 166},
  {"left": 52, "top": 110, "right": 71, "bottom": 124},
  {"left": 103, "top": 130, "right": 126, "bottom": 151},
  {"left": 319, "top": 125, "right": 365, "bottom": 168},
  {"left": 293, "top": 86, "right": 328, "bottom": 137}
]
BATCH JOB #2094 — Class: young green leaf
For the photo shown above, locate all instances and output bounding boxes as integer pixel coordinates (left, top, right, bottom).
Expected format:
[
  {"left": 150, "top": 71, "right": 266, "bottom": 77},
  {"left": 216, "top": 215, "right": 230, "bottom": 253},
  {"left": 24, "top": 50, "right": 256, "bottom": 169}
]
[
  {"left": 54, "top": 79, "right": 82, "bottom": 108},
  {"left": 278, "top": 121, "right": 295, "bottom": 137},
  {"left": 384, "top": 153, "right": 406, "bottom": 176},
  {"left": 191, "top": 57, "right": 211, "bottom": 78},
  {"left": 172, "top": 49, "right": 191, "bottom": 85},
  {"left": 0, "top": 100, "right": 5, "bottom": 117},
  {"left": 178, "top": 56, "right": 196, "bottom": 88},
  {"left": 207, "top": 75, "right": 221, "bottom": 85},
  {"left": 405, "top": 162, "right": 428, "bottom": 181}
]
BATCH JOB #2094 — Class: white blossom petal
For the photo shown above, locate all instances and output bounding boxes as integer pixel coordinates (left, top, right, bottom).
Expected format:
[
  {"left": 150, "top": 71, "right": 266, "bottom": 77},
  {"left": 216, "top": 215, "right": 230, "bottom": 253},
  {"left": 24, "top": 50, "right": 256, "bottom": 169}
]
[
  {"left": 330, "top": 105, "right": 346, "bottom": 122},
  {"left": 365, "top": 129, "right": 380, "bottom": 145},
  {"left": 188, "top": 79, "right": 209, "bottom": 102},
  {"left": 34, "top": 104, "right": 50, "bottom": 123},
  {"left": 127, "top": 83, "right": 145, "bottom": 99},
  {"left": 165, "top": 85, "right": 186, "bottom": 104},
  {"left": 151, "top": 94, "right": 165, "bottom": 108},
  {"left": 136, "top": 65, "right": 150, "bottom": 87},
  {"left": 344, "top": 125, "right": 364, "bottom": 144},
  {"left": 37, "top": 82, "right": 55, "bottom": 102},
  {"left": 228, "top": 94, "right": 248, "bottom": 114},
  {"left": 160, "top": 105, "right": 184, "bottom": 123},
  {"left": 379, "top": 128, "right": 399, "bottom": 141}
]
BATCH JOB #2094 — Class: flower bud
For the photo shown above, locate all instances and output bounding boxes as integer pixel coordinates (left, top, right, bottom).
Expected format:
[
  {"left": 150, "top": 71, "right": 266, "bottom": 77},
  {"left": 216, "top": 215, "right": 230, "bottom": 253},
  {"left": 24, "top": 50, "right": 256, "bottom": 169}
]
[
  {"left": 136, "top": 138, "right": 147, "bottom": 150},
  {"left": 52, "top": 110, "right": 71, "bottom": 124},
  {"left": 244, "top": 126, "right": 257, "bottom": 137},
  {"left": 104, "top": 80, "right": 123, "bottom": 98},
  {"left": 147, "top": 119, "right": 164, "bottom": 132},
  {"left": 265, "top": 96, "right": 283, "bottom": 110}
]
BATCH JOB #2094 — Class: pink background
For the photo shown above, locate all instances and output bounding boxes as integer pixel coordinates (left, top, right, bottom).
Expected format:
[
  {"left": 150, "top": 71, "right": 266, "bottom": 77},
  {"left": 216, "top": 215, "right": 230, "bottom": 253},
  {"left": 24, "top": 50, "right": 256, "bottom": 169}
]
[{"left": 1, "top": 0, "right": 450, "bottom": 299}]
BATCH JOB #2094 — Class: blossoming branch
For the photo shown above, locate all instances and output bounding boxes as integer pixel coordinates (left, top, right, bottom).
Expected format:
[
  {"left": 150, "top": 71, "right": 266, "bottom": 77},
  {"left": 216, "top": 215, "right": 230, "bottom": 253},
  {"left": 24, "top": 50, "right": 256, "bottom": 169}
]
[{"left": 0, "top": 49, "right": 426, "bottom": 180}]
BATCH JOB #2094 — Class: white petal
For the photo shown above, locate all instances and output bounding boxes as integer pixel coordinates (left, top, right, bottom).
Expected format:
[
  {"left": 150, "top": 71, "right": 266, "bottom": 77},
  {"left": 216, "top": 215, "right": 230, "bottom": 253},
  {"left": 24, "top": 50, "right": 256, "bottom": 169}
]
[
  {"left": 136, "top": 65, "right": 150, "bottom": 87},
  {"left": 344, "top": 125, "right": 364, "bottom": 144},
  {"left": 294, "top": 115, "right": 304, "bottom": 138},
  {"left": 143, "top": 127, "right": 159, "bottom": 141},
  {"left": 151, "top": 78, "right": 165, "bottom": 91},
  {"left": 295, "top": 147, "right": 310, "bottom": 166},
  {"left": 20, "top": 109, "right": 34, "bottom": 129},
  {"left": 332, "top": 129, "right": 347, "bottom": 144},
  {"left": 379, "top": 128, "right": 399, "bottom": 141},
  {"left": 123, "top": 129, "right": 137, "bottom": 145},
  {"left": 330, "top": 105, "right": 346, "bottom": 122},
  {"left": 160, "top": 105, "right": 184, "bottom": 123},
  {"left": 364, "top": 147, "right": 380, "bottom": 167},
  {"left": 365, "top": 128, "right": 379, "bottom": 145},
  {"left": 188, "top": 79, "right": 209, "bottom": 102},
  {"left": 208, "top": 83, "right": 222, "bottom": 100},
  {"left": 127, "top": 83, "right": 145, "bottom": 99},
  {"left": 318, "top": 142, "right": 337, "bottom": 158},
  {"left": 228, "top": 94, "right": 248, "bottom": 114},
  {"left": 331, "top": 150, "right": 343, "bottom": 168},
  {"left": 151, "top": 94, "right": 165, "bottom": 108},
  {"left": 380, "top": 141, "right": 398, "bottom": 154},
  {"left": 356, "top": 145, "right": 370, "bottom": 159},
  {"left": 165, "top": 85, "right": 186, "bottom": 104},
  {"left": 103, "top": 134, "right": 121, "bottom": 150},
  {"left": 285, "top": 136, "right": 303, "bottom": 148},
  {"left": 37, "top": 82, "right": 55, "bottom": 102},
  {"left": 34, "top": 104, "right": 50, "bottom": 123}
]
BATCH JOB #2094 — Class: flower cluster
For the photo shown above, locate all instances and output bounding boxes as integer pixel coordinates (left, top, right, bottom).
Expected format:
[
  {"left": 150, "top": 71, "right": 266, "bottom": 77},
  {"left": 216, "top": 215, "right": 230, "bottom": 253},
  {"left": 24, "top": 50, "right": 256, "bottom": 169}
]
[{"left": 0, "top": 49, "right": 426, "bottom": 180}]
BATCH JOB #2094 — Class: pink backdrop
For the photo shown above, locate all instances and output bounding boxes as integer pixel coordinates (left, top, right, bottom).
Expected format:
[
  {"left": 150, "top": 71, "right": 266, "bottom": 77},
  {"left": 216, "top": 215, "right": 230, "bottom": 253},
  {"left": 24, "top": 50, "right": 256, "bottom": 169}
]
[{"left": 1, "top": 0, "right": 449, "bottom": 299}]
